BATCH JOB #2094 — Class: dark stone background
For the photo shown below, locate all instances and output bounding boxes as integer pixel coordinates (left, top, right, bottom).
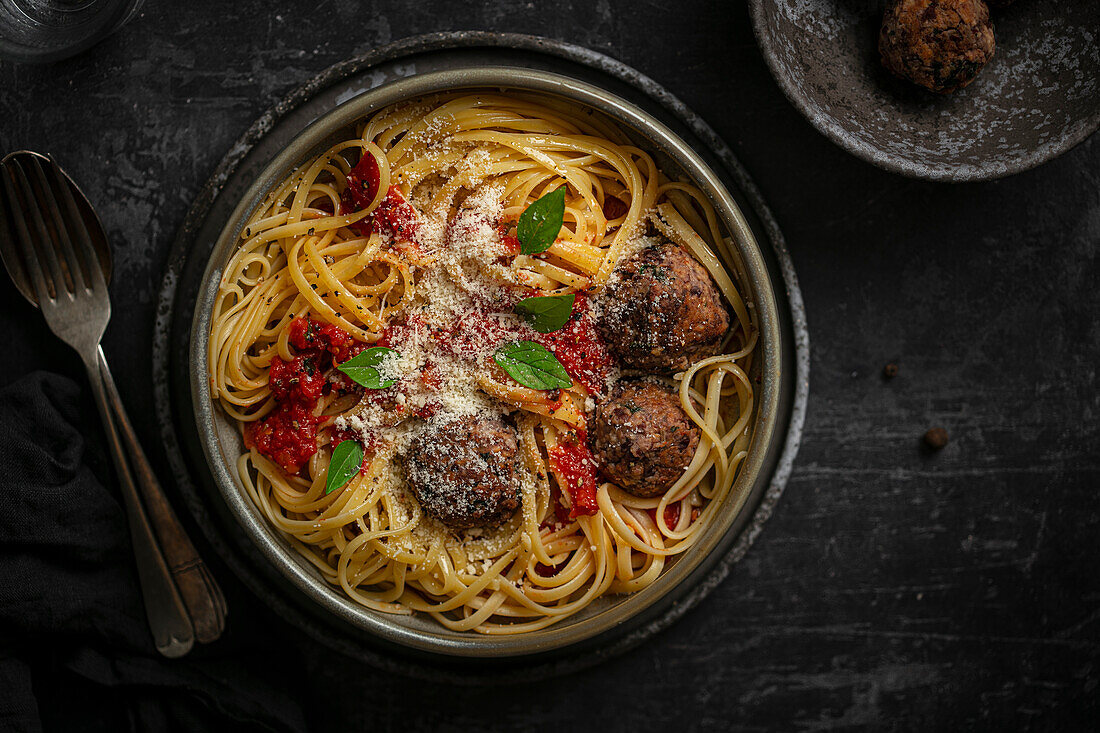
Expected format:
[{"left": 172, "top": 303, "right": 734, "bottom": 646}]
[{"left": 2, "top": 1, "right": 1097, "bottom": 729}]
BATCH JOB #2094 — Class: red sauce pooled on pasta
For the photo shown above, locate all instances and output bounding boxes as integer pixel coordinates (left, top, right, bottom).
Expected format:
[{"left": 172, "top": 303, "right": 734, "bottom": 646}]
[
  {"left": 538, "top": 296, "right": 613, "bottom": 395},
  {"left": 547, "top": 431, "right": 599, "bottom": 519},
  {"left": 495, "top": 220, "right": 523, "bottom": 257},
  {"left": 371, "top": 186, "right": 420, "bottom": 241},
  {"left": 245, "top": 317, "right": 362, "bottom": 474},
  {"left": 340, "top": 153, "right": 420, "bottom": 242},
  {"left": 246, "top": 402, "right": 324, "bottom": 476},
  {"left": 646, "top": 504, "right": 701, "bottom": 530}
]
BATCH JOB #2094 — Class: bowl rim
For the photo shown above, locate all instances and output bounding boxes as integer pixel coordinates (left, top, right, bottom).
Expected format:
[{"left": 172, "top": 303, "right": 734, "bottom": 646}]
[
  {"left": 748, "top": 0, "right": 1100, "bottom": 183},
  {"left": 188, "top": 66, "right": 783, "bottom": 657}
]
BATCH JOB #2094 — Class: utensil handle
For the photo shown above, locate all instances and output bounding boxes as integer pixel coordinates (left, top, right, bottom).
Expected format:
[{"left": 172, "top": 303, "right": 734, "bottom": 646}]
[
  {"left": 97, "top": 347, "right": 227, "bottom": 644},
  {"left": 81, "top": 353, "right": 195, "bottom": 658}
]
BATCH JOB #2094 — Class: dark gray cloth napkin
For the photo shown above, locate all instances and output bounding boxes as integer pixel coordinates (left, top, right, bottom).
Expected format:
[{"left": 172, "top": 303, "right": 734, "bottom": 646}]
[{"left": 0, "top": 372, "right": 308, "bottom": 733}]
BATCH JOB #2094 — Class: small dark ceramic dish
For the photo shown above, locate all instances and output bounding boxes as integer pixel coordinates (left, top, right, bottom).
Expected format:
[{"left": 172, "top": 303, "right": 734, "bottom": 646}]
[{"left": 750, "top": 0, "right": 1100, "bottom": 181}]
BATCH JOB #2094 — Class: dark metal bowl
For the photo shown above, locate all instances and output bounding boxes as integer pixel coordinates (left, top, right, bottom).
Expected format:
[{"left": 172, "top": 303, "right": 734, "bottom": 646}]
[
  {"left": 751, "top": 0, "right": 1100, "bottom": 181},
  {"left": 188, "top": 67, "right": 784, "bottom": 658}
]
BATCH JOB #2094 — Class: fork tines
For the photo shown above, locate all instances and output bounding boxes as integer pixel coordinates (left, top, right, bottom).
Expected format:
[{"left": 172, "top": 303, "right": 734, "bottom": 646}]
[{"left": 0, "top": 153, "right": 103, "bottom": 304}]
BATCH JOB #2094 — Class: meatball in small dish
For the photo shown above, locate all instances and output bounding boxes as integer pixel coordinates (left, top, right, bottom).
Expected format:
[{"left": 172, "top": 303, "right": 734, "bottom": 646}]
[
  {"left": 405, "top": 415, "right": 521, "bottom": 529},
  {"left": 590, "top": 380, "right": 701, "bottom": 498},
  {"left": 879, "top": 0, "right": 996, "bottom": 94},
  {"left": 596, "top": 241, "right": 730, "bottom": 374}
]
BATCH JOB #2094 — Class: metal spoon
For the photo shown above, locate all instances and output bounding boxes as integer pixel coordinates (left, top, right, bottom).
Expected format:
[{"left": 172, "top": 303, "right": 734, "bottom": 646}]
[{"left": 0, "top": 150, "right": 226, "bottom": 655}]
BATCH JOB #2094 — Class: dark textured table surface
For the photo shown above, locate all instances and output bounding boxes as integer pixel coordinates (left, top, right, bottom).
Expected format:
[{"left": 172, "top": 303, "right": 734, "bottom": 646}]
[{"left": 2, "top": 1, "right": 1098, "bottom": 730}]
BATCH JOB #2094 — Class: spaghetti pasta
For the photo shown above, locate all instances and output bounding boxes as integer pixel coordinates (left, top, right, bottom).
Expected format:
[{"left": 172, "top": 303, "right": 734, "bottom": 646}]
[{"left": 208, "top": 91, "right": 757, "bottom": 633}]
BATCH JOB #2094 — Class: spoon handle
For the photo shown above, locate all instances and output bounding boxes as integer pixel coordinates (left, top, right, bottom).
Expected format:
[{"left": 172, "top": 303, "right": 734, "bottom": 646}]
[
  {"left": 97, "top": 347, "right": 227, "bottom": 644},
  {"left": 81, "top": 352, "right": 194, "bottom": 657}
]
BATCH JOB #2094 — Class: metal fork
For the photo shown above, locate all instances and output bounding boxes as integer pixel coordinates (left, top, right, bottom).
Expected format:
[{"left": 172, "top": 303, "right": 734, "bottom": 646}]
[{"left": 1, "top": 155, "right": 211, "bottom": 657}]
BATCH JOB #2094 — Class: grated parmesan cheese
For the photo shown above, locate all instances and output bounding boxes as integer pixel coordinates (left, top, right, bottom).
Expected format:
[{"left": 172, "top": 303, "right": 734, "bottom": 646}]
[{"left": 333, "top": 150, "right": 554, "bottom": 549}]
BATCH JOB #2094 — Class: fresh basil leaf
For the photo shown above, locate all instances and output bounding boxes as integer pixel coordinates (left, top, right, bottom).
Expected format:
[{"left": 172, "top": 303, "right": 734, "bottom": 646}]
[
  {"left": 513, "top": 293, "right": 575, "bottom": 334},
  {"left": 493, "top": 341, "right": 573, "bottom": 390},
  {"left": 337, "top": 347, "right": 400, "bottom": 389},
  {"left": 517, "top": 187, "right": 565, "bottom": 255},
  {"left": 326, "top": 439, "right": 363, "bottom": 494}
]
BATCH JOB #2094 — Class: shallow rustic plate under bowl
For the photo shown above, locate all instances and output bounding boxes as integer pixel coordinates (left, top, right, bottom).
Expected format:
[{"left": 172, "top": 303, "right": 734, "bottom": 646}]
[
  {"left": 189, "top": 67, "right": 783, "bottom": 658},
  {"left": 750, "top": 0, "right": 1100, "bottom": 181}
]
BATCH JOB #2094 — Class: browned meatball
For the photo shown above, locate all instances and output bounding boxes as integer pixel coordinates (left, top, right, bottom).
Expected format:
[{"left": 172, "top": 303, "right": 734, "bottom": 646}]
[
  {"left": 597, "top": 242, "right": 730, "bottom": 374},
  {"left": 589, "top": 380, "right": 700, "bottom": 498},
  {"left": 405, "top": 416, "right": 521, "bottom": 529},
  {"left": 879, "top": 0, "right": 996, "bottom": 94}
]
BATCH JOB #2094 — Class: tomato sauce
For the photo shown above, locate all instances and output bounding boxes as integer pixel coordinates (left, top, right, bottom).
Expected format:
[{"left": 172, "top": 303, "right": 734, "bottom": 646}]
[
  {"left": 268, "top": 352, "right": 326, "bottom": 403},
  {"left": 538, "top": 295, "right": 613, "bottom": 394},
  {"left": 648, "top": 504, "right": 680, "bottom": 529},
  {"left": 288, "top": 316, "right": 357, "bottom": 361},
  {"left": 245, "top": 402, "right": 324, "bottom": 476},
  {"left": 500, "top": 233, "right": 521, "bottom": 256},
  {"left": 246, "top": 317, "right": 363, "bottom": 475},
  {"left": 374, "top": 186, "right": 420, "bottom": 241},
  {"left": 495, "top": 220, "right": 522, "bottom": 257},
  {"left": 547, "top": 431, "right": 599, "bottom": 519},
  {"left": 646, "top": 504, "right": 701, "bottom": 530},
  {"left": 346, "top": 151, "right": 381, "bottom": 208},
  {"left": 340, "top": 153, "right": 420, "bottom": 242}
]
